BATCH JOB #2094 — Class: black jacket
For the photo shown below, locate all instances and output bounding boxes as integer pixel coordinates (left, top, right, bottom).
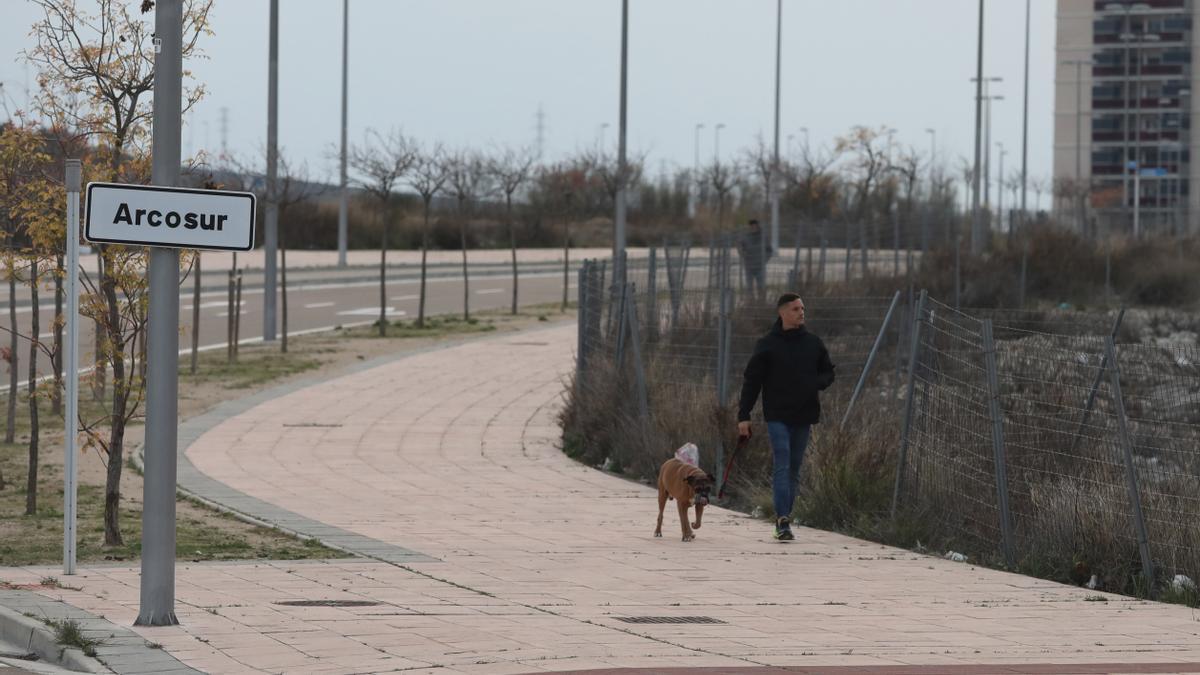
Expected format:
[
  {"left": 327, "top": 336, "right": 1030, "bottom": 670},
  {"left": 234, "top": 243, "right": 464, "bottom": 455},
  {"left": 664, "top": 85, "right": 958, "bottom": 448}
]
[{"left": 737, "top": 321, "right": 836, "bottom": 426}]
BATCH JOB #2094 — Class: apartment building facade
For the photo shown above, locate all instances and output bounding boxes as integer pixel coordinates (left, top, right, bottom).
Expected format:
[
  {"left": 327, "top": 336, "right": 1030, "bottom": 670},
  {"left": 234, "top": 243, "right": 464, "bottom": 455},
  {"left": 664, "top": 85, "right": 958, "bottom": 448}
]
[{"left": 1055, "top": 0, "right": 1199, "bottom": 235}]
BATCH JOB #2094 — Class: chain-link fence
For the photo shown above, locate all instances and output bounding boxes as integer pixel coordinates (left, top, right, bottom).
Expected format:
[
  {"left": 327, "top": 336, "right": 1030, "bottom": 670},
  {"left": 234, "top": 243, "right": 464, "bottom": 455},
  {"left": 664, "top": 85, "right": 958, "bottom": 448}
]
[{"left": 566, "top": 238, "right": 1200, "bottom": 596}]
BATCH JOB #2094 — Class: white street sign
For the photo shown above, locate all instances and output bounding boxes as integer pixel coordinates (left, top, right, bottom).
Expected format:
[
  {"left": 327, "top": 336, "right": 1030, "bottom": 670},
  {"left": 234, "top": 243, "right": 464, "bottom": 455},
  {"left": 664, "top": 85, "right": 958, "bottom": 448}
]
[{"left": 85, "top": 182, "right": 256, "bottom": 251}]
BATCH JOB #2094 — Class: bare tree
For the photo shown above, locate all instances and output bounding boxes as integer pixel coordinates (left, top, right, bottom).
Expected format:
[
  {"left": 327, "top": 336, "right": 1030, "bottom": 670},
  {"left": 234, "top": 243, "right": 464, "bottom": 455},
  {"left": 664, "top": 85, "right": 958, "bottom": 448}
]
[
  {"left": 349, "top": 129, "right": 417, "bottom": 337},
  {"left": 446, "top": 151, "right": 492, "bottom": 322},
  {"left": 704, "top": 159, "right": 739, "bottom": 229},
  {"left": 836, "top": 126, "right": 892, "bottom": 221},
  {"left": 275, "top": 154, "right": 328, "bottom": 352},
  {"left": 487, "top": 146, "right": 536, "bottom": 315},
  {"left": 743, "top": 136, "right": 775, "bottom": 212},
  {"left": 410, "top": 144, "right": 450, "bottom": 329},
  {"left": 23, "top": 0, "right": 213, "bottom": 544}
]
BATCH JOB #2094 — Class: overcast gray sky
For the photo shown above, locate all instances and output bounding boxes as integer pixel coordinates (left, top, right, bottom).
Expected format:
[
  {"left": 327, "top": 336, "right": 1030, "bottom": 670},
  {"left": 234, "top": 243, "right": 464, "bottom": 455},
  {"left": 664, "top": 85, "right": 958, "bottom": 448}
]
[{"left": 1, "top": 0, "right": 1057, "bottom": 188}]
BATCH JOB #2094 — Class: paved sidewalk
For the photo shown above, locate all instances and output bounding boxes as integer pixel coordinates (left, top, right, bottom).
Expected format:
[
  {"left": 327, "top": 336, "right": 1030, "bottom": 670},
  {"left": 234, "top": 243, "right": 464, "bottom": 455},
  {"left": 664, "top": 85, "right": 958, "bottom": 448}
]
[{"left": 3, "top": 323, "right": 1200, "bottom": 674}]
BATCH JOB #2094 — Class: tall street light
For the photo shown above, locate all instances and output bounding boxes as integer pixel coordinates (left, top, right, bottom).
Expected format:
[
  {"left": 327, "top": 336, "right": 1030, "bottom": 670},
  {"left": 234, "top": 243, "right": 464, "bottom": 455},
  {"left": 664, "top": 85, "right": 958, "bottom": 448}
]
[
  {"left": 969, "top": 0, "right": 986, "bottom": 256},
  {"left": 613, "top": 0, "right": 629, "bottom": 273},
  {"left": 714, "top": 123, "right": 726, "bottom": 162},
  {"left": 337, "top": 0, "right": 349, "bottom": 268},
  {"left": 770, "top": 0, "right": 783, "bottom": 254},
  {"left": 691, "top": 123, "right": 704, "bottom": 218},
  {"left": 1126, "top": 29, "right": 1161, "bottom": 238},
  {"left": 263, "top": 0, "right": 279, "bottom": 342},
  {"left": 1063, "top": 58, "right": 1091, "bottom": 234},
  {"left": 1108, "top": 2, "right": 1152, "bottom": 233},
  {"left": 997, "top": 141, "right": 1008, "bottom": 231},
  {"left": 1020, "top": 0, "right": 1031, "bottom": 231}
]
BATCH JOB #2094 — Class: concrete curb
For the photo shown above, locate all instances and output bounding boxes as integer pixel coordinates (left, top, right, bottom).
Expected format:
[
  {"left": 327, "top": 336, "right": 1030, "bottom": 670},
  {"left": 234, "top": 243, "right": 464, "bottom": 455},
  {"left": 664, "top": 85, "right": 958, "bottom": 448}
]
[
  {"left": 0, "top": 588, "right": 204, "bottom": 674},
  {"left": 0, "top": 604, "right": 106, "bottom": 673}
]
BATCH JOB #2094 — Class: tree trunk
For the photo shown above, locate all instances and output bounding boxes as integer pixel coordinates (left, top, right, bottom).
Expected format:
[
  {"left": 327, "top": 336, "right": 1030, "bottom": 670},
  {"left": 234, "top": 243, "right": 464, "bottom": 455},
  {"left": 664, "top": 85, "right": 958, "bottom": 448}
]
[
  {"left": 562, "top": 222, "right": 570, "bottom": 312},
  {"left": 233, "top": 270, "right": 242, "bottom": 360},
  {"left": 461, "top": 219, "right": 470, "bottom": 322},
  {"left": 52, "top": 253, "right": 63, "bottom": 414},
  {"left": 190, "top": 252, "right": 200, "bottom": 374},
  {"left": 417, "top": 200, "right": 430, "bottom": 329},
  {"left": 92, "top": 251, "right": 105, "bottom": 402},
  {"left": 508, "top": 195, "right": 518, "bottom": 315},
  {"left": 379, "top": 205, "right": 388, "bottom": 337},
  {"left": 226, "top": 268, "right": 235, "bottom": 364},
  {"left": 101, "top": 275, "right": 125, "bottom": 547},
  {"left": 7, "top": 261, "right": 17, "bottom": 444},
  {"left": 25, "top": 259, "right": 39, "bottom": 515},
  {"left": 281, "top": 227, "right": 289, "bottom": 353}
]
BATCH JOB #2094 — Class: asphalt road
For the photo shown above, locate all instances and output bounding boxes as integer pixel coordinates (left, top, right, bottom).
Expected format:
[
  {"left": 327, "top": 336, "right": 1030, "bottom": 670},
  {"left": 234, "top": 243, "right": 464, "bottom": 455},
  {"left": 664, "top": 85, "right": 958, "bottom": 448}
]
[{"left": 0, "top": 266, "right": 579, "bottom": 391}]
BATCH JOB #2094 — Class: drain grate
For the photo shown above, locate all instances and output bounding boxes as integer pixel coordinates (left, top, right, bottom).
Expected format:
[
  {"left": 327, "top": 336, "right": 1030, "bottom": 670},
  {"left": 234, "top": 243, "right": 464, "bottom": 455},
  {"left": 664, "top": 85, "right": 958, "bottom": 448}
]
[
  {"left": 614, "top": 616, "right": 726, "bottom": 625},
  {"left": 275, "top": 600, "right": 381, "bottom": 608}
]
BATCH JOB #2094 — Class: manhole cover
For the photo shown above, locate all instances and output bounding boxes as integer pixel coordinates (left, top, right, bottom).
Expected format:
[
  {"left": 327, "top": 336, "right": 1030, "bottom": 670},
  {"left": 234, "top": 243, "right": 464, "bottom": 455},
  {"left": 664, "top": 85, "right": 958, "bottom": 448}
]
[
  {"left": 614, "top": 616, "right": 726, "bottom": 624},
  {"left": 275, "top": 600, "right": 381, "bottom": 607}
]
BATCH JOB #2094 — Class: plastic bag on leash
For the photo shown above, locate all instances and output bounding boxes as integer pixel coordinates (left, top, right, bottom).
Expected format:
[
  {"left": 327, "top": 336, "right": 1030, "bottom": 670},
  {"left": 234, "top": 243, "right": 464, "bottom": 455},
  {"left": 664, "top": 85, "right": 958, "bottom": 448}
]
[{"left": 675, "top": 442, "right": 700, "bottom": 467}]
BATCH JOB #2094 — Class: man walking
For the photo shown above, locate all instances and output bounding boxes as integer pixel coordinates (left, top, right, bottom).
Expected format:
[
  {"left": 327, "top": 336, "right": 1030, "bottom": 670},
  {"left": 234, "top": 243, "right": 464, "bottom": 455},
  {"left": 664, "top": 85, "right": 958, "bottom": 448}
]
[
  {"left": 736, "top": 293, "right": 836, "bottom": 541},
  {"left": 736, "top": 218, "right": 771, "bottom": 298}
]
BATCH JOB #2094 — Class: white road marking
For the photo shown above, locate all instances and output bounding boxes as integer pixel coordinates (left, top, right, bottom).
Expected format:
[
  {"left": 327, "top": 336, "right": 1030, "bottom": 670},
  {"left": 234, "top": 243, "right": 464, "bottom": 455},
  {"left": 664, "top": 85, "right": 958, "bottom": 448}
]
[
  {"left": 390, "top": 295, "right": 419, "bottom": 301},
  {"left": 475, "top": 288, "right": 503, "bottom": 295},
  {"left": 304, "top": 302, "right": 336, "bottom": 309},
  {"left": 336, "top": 307, "right": 408, "bottom": 317},
  {"left": 216, "top": 310, "right": 248, "bottom": 317}
]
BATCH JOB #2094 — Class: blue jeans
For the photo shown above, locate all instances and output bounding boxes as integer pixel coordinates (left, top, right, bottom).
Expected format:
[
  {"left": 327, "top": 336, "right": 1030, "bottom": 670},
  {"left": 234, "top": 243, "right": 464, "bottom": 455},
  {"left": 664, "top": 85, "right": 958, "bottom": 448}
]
[{"left": 767, "top": 422, "right": 811, "bottom": 521}]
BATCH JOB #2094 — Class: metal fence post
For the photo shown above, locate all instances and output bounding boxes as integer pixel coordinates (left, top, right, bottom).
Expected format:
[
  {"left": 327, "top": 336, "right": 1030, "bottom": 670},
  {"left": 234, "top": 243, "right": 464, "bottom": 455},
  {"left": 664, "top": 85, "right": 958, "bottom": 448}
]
[
  {"left": 891, "top": 289, "right": 928, "bottom": 519},
  {"left": 615, "top": 279, "right": 628, "bottom": 365},
  {"left": 577, "top": 260, "right": 589, "bottom": 381},
  {"left": 624, "top": 283, "right": 650, "bottom": 424},
  {"left": 818, "top": 234, "right": 827, "bottom": 284},
  {"left": 704, "top": 237, "right": 716, "bottom": 322},
  {"left": 647, "top": 247, "right": 658, "bottom": 344},
  {"left": 981, "top": 319, "right": 1017, "bottom": 568},
  {"left": 1069, "top": 308, "right": 1127, "bottom": 454},
  {"left": 1104, "top": 336, "right": 1156, "bottom": 591},
  {"left": 663, "top": 239, "right": 678, "bottom": 330},
  {"left": 1018, "top": 245, "right": 1028, "bottom": 309},
  {"left": 841, "top": 290, "right": 902, "bottom": 429},
  {"left": 843, "top": 223, "right": 852, "bottom": 282},
  {"left": 679, "top": 239, "right": 691, "bottom": 295},
  {"left": 893, "top": 207, "right": 901, "bottom": 277},
  {"left": 859, "top": 220, "right": 869, "bottom": 280},
  {"left": 597, "top": 258, "right": 608, "bottom": 338},
  {"left": 790, "top": 221, "right": 802, "bottom": 288}
]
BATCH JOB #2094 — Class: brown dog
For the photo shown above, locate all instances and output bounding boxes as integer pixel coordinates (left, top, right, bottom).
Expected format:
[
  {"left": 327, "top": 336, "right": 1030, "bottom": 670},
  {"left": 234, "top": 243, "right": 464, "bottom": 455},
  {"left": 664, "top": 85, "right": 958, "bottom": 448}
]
[{"left": 655, "top": 458, "right": 716, "bottom": 542}]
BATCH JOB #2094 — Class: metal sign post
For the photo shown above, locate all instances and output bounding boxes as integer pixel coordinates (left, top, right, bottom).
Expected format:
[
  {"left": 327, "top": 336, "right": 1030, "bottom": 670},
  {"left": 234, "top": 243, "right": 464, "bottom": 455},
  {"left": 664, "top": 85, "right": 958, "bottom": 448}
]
[
  {"left": 63, "top": 159, "right": 81, "bottom": 576},
  {"left": 137, "top": 0, "right": 185, "bottom": 627}
]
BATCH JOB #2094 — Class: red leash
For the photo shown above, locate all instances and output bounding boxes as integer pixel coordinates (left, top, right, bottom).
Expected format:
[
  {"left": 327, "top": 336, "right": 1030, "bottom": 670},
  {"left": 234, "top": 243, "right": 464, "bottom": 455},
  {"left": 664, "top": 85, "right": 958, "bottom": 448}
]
[{"left": 718, "top": 435, "right": 749, "bottom": 499}]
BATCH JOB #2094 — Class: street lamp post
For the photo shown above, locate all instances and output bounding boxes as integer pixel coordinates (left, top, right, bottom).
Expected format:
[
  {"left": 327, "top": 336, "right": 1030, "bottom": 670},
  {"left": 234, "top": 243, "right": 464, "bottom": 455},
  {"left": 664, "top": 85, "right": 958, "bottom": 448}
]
[
  {"left": 969, "top": 0, "right": 986, "bottom": 256},
  {"left": 613, "top": 0, "right": 629, "bottom": 273},
  {"left": 983, "top": 89, "right": 1004, "bottom": 216},
  {"left": 714, "top": 123, "right": 726, "bottom": 162},
  {"left": 925, "top": 128, "right": 936, "bottom": 254},
  {"left": 691, "top": 123, "right": 704, "bottom": 218},
  {"left": 770, "top": 0, "right": 783, "bottom": 254},
  {"left": 1020, "top": 0, "right": 1031, "bottom": 230},
  {"left": 337, "top": 0, "right": 349, "bottom": 268},
  {"left": 970, "top": 72, "right": 1002, "bottom": 247},
  {"left": 997, "top": 142, "right": 1008, "bottom": 232},
  {"left": 1134, "top": 32, "right": 1160, "bottom": 238},
  {"left": 1063, "top": 59, "right": 1091, "bottom": 234}
]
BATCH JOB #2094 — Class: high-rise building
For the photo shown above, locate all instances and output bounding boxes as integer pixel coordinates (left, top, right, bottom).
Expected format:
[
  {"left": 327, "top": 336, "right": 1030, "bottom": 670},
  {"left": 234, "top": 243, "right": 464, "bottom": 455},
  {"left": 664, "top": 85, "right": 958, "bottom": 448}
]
[{"left": 1055, "top": 0, "right": 1196, "bottom": 236}]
